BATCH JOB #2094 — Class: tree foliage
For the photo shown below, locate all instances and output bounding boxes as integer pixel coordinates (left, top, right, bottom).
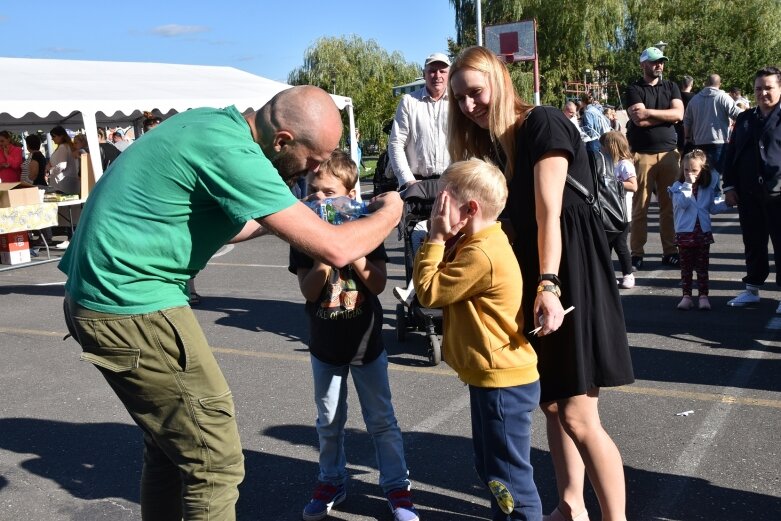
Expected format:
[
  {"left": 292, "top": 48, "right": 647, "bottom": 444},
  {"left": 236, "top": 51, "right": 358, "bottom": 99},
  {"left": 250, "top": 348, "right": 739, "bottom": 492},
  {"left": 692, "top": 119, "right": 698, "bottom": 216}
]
[
  {"left": 450, "top": 0, "right": 781, "bottom": 106},
  {"left": 288, "top": 35, "right": 422, "bottom": 148}
]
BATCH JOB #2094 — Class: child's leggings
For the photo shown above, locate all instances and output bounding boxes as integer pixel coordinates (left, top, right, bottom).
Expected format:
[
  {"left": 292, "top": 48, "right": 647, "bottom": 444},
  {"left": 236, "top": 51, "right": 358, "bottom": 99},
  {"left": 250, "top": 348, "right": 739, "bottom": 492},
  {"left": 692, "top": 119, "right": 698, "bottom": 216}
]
[{"left": 680, "top": 244, "right": 710, "bottom": 296}]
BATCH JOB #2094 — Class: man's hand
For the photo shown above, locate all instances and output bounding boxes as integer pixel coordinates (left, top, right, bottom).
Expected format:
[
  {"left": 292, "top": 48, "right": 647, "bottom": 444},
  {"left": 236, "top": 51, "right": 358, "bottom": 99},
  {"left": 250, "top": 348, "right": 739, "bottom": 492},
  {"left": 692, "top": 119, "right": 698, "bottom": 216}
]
[
  {"left": 628, "top": 103, "right": 649, "bottom": 124},
  {"left": 725, "top": 190, "right": 739, "bottom": 207},
  {"left": 367, "top": 191, "right": 403, "bottom": 222}
]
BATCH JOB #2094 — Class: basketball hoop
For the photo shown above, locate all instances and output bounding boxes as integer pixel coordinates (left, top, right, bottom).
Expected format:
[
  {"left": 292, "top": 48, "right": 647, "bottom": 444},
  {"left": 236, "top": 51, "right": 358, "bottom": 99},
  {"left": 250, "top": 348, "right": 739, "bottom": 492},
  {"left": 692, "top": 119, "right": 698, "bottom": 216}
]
[{"left": 485, "top": 20, "right": 536, "bottom": 63}]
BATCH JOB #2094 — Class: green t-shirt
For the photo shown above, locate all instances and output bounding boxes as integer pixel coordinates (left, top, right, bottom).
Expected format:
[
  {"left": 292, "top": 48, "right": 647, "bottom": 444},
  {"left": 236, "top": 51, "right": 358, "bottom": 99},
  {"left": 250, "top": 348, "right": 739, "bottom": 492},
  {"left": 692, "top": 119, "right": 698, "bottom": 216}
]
[{"left": 59, "top": 106, "right": 297, "bottom": 314}]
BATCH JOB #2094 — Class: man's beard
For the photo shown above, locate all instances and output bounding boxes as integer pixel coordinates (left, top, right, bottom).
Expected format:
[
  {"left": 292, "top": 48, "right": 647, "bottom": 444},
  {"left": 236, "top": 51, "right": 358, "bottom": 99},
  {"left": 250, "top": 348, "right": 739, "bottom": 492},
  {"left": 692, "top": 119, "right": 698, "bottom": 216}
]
[{"left": 271, "top": 150, "right": 307, "bottom": 187}]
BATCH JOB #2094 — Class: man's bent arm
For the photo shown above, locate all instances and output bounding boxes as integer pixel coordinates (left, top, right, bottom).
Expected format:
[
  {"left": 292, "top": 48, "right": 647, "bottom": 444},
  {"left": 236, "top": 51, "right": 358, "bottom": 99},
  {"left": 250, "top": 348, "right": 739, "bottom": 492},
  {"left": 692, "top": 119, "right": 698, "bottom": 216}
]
[
  {"left": 261, "top": 193, "right": 402, "bottom": 268},
  {"left": 388, "top": 97, "right": 415, "bottom": 186}
]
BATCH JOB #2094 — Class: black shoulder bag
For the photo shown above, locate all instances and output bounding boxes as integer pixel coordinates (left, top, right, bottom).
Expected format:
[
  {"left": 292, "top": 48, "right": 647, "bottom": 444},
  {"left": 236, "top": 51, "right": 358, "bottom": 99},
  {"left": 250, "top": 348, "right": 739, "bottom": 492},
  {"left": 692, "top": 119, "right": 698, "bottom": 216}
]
[{"left": 566, "top": 149, "right": 628, "bottom": 237}]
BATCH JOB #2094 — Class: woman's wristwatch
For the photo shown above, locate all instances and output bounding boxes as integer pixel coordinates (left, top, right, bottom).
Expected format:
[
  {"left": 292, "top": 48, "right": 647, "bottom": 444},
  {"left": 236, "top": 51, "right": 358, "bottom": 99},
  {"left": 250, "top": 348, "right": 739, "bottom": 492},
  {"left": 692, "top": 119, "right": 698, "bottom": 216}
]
[{"left": 537, "top": 273, "right": 561, "bottom": 298}]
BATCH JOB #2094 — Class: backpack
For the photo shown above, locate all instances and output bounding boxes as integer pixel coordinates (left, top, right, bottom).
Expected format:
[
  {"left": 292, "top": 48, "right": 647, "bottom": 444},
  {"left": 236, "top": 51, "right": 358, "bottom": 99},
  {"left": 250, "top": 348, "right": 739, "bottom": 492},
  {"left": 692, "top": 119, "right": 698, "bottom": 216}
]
[{"left": 566, "top": 150, "right": 628, "bottom": 237}]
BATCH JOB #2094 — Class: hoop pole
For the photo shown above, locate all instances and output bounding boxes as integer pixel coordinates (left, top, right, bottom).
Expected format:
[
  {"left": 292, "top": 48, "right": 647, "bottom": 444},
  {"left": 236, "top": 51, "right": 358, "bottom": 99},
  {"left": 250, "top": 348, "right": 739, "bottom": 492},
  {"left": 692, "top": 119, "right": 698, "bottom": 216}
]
[
  {"left": 476, "top": 0, "right": 483, "bottom": 46},
  {"left": 533, "top": 19, "right": 540, "bottom": 106}
]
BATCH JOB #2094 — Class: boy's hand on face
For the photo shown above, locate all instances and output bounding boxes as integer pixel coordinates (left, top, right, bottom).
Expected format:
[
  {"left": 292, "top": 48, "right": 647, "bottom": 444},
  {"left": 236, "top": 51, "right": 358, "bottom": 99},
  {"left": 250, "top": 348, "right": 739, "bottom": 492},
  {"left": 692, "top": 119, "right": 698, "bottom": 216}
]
[{"left": 429, "top": 190, "right": 468, "bottom": 243}]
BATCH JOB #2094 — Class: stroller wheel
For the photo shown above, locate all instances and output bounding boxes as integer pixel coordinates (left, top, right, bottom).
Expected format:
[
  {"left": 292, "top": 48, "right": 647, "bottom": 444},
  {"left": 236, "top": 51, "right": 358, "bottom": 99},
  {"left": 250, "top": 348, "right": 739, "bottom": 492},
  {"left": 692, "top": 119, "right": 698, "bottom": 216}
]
[
  {"left": 395, "top": 303, "right": 407, "bottom": 342},
  {"left": 427, "top": 334, "right": 441, "bottom": 366}
]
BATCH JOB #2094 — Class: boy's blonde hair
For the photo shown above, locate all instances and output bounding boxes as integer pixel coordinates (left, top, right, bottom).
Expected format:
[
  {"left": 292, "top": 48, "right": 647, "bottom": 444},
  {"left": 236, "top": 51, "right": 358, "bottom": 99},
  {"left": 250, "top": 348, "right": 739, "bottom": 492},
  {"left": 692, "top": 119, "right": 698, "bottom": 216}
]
[
  {"left": 315, "top": 149, "right": 358, "bottom": 191},
  {"left": 441, "top": 159, "right": 507, "bottom": 221},
  {"left": 599, "top": 130, "right": 633, "bottom": 162}
]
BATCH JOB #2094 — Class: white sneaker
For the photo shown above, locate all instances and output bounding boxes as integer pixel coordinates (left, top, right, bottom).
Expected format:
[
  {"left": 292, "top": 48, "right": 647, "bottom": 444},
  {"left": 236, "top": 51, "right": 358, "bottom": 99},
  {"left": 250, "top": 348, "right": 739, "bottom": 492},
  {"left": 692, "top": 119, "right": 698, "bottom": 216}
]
[
  {"left": 393, "top": 285, "right": 415, "bottom": 307},
  {"left": 776, "top": 300, "right": 781, "bottom": 315},
  {"left": 55, "top": 240, "right": 70, "bottom": 250},
  {"left": 618, "top": 274, "right": 635, "bottom": 289},
  {"left": 727, "top": 290, "right": 760, "bottom": 307}
]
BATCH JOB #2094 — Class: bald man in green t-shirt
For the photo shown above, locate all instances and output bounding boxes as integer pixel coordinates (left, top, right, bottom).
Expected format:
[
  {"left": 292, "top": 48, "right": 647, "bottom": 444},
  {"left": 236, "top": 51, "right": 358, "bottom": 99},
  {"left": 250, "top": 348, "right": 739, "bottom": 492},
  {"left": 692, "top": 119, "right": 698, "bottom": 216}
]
[{"left": 60, "top": 86, "right": 401, "bottom": 521}]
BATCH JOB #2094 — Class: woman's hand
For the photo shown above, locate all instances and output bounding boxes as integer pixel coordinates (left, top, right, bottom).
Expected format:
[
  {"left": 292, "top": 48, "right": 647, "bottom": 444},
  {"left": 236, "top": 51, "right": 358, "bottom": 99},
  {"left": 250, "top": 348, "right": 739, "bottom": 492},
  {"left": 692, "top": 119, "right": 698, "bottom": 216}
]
[{"left": 532, "top": 290, "right": 565, "bottom": 336}]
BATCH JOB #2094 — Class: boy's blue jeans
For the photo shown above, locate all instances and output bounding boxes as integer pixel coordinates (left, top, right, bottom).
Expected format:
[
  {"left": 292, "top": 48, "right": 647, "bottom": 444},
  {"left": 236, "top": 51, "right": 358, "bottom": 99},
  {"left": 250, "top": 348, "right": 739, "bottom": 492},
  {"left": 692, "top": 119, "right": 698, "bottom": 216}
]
[
  {"left": 470, "top": 382, "right": 542, "bottom": 521},
  {"left": 310, "top": 351, "right": 410, "bottom": 493}
]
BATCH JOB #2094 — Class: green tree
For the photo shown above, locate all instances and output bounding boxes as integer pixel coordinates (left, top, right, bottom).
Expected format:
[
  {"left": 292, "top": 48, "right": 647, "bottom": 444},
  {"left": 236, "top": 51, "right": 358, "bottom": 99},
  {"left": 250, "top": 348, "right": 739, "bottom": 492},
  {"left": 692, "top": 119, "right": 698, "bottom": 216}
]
[
  {"left": 288, "top": 35, "right": 422, "bottom": 149},
  {"left": 619, "top": 0, "right": 781, "bottom": 95},
  {"left": 449, "top": 0, "right": 624, "bottom": 105},
  {"left": 450, "top": 0, "right": 781, "bottom": 106}
]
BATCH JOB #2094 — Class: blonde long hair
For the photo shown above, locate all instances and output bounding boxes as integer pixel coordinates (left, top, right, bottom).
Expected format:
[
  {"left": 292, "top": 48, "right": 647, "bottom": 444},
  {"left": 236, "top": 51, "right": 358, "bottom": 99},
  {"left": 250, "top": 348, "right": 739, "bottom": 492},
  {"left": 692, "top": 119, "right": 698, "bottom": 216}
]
[
  {"left": 599, "top": 131, "right": 633, "bottom": 163},
  {"left": 447, "top": 46, "right": 533, "bottom": 181}
]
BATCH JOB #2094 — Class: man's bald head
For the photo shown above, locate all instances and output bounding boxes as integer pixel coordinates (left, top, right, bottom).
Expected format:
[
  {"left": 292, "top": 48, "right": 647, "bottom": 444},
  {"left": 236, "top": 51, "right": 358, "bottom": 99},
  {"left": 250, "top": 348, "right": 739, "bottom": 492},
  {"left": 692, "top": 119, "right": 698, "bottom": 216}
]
[
  {"left": 706, "top": 74, "right": 721, "bottom": 88},
  {"left": 256, "top": 85, "right": 342, "bottom": 150},
  {"left": 252, "top": 85, "right": 343, "bottom": 185}
]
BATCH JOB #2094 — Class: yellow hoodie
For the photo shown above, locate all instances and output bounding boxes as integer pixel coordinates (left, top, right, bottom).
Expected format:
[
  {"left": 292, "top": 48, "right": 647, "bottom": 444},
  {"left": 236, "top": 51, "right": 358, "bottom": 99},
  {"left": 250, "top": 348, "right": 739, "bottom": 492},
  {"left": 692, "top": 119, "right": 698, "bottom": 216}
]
[{"left": 413, "top": 223, "right": 539, "bottom": 388}]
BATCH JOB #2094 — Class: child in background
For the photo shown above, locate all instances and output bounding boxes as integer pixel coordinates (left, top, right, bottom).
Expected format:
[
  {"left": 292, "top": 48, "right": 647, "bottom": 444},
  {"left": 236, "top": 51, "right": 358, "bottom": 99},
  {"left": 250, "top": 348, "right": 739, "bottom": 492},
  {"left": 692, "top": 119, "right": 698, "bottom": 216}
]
[
  {"left": 668, "top": 149, "right": 730, "bottom": 310},
  {"left": 289, "top": 150, "right": 418, "bottom": 521},
  {"left": 413, "top": 159, "right": 541, "bottom": 520},
  {"left": 600, "top": 131, "right": 638, "bottom": 288}
]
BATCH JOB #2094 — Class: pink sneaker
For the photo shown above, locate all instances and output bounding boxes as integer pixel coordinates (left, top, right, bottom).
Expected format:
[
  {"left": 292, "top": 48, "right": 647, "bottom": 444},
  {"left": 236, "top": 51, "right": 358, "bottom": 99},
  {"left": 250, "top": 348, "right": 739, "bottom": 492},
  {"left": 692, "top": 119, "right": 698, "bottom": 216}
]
[{"left": 677, "top": 296, "right": 694, "bottom": 310}]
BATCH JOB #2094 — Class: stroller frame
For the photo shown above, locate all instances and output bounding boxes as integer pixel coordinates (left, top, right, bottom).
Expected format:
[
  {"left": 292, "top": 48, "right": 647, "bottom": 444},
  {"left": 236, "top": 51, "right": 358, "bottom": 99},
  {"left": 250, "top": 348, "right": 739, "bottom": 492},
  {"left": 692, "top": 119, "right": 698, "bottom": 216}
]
[{"left": 394, "top": 179, "right": 443, "bottom": 365}]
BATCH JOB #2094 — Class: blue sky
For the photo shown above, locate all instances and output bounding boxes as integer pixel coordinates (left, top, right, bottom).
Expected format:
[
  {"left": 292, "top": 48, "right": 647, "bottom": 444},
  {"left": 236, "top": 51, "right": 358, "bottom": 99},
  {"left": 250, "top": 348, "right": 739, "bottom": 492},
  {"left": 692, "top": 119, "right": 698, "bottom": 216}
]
[{"left": 0, "top": 1, "right": 456, "bottom": 83}]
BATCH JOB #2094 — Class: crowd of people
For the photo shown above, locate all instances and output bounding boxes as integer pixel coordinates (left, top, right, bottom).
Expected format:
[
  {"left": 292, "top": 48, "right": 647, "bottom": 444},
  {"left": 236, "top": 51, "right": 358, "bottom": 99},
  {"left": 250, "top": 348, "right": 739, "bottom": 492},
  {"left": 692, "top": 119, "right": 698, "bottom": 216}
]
[
  {"left": 46, "top": 41, "right": 779, "bottom": 521},
  {"left": 562, "top": 50, "right": 780, "bottom": 316}
]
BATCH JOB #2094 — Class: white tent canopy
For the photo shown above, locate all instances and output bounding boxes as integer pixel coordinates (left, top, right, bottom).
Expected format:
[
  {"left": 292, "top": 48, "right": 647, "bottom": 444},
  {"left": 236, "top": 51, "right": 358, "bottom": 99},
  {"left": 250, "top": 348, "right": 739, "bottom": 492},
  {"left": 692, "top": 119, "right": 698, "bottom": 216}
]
[{"left": 0, "top": 57, "right": 357, "bottom": 184}]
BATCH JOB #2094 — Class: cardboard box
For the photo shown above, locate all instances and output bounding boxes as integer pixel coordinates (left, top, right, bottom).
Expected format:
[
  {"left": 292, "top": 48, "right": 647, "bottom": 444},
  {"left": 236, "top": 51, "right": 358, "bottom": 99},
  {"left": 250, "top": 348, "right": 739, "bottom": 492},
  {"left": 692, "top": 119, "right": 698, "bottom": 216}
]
[
  {"left": 0, "top": 182, "right": 39, "bottom": 208},
  {"left": 0, "top": 231, "right": 31, "bottom": 265}
]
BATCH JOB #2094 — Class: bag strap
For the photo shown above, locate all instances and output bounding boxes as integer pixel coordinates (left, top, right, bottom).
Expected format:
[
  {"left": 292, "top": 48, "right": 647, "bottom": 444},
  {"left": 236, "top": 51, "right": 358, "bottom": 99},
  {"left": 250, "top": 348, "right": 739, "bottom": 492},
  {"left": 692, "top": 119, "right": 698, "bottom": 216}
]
[{"left": 565, "top": 174, "right": 596, "bottom": 206}]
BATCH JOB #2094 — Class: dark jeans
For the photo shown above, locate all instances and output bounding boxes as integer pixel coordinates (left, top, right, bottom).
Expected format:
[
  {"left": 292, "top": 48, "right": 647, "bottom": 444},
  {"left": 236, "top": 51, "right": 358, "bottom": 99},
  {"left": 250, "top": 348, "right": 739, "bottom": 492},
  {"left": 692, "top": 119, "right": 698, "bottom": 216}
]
[
  {"left": 608, "top": 226, "right": 632, "bottom": 275},
  {"left": 737, "top": 192, "right": 781, "bottom": 287},
  {"left": 469, "top": 382, "right": 542, "bottom": 521}
]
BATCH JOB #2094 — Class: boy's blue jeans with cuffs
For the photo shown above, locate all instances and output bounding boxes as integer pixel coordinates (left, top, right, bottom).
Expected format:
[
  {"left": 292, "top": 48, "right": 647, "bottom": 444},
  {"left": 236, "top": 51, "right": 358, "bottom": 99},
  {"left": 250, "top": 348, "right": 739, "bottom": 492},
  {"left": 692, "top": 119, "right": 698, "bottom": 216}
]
[
  {"left": 310, "top": 350, "right": 410, "bottom": 493},
  {"left": 470, "top": 381, "right": 542, "bottom": 521}
]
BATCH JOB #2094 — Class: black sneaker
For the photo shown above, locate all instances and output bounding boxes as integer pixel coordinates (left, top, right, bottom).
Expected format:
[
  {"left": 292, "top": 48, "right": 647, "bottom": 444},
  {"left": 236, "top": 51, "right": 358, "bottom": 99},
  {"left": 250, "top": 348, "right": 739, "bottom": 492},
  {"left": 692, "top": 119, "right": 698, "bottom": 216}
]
[
  {"left": 661, "top": 254, "right": 680, "bottom": 266},
  {"left": 631, "top": 256, "right": 643, "bottom": 272}
]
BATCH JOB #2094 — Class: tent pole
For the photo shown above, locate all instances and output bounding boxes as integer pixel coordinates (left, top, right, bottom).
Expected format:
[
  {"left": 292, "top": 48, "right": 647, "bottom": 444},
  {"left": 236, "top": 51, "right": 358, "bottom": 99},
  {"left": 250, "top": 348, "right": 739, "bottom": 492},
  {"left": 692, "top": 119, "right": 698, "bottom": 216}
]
[{"left": 81, "top": 112, "right": 104, "bottom": 183}]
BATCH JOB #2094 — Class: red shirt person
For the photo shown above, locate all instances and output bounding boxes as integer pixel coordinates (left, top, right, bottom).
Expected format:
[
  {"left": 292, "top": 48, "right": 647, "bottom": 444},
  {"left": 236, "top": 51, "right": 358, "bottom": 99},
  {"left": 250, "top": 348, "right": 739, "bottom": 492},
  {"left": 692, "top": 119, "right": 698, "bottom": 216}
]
[{"left": 0, "top": 131, "right": 24, "bottom": 182}]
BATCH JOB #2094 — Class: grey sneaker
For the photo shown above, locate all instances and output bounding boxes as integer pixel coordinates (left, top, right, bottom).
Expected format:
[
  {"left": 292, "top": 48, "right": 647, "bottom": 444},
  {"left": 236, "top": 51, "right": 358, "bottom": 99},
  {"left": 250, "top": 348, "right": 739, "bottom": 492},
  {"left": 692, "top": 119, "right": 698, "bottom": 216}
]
[{"left": 727, "top": 290, "right": 760, "bottom": 307}]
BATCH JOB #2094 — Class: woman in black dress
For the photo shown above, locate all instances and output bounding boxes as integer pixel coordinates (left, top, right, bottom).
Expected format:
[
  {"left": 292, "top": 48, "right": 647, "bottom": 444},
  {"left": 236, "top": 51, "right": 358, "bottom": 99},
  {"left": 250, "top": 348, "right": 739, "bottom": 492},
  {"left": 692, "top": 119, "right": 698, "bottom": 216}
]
[{"left": 447, "top": 46, "right": 634, "bottom": 521}]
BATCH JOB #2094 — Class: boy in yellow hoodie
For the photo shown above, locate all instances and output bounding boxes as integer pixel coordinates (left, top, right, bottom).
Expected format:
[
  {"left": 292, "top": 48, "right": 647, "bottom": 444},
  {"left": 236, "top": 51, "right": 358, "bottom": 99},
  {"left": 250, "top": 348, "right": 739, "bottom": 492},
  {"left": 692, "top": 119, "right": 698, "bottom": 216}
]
[{"left": 413, "top": 158, "right": 541, "bottom": 521}]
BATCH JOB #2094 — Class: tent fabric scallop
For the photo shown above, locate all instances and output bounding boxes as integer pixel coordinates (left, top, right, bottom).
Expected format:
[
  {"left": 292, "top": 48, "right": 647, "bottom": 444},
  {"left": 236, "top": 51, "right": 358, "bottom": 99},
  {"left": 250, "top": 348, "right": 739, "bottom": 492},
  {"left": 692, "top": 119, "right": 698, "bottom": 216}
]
[{"left": 0, "top": 57, "right": 353, "bottom": 130}]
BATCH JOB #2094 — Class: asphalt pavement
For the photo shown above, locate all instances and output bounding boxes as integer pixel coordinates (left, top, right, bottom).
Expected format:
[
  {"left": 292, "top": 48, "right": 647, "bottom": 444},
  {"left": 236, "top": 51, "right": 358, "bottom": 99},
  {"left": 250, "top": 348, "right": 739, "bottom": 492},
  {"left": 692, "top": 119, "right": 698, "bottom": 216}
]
[{"left": 1, "top": 203, "right": 779, "bottom": 521}]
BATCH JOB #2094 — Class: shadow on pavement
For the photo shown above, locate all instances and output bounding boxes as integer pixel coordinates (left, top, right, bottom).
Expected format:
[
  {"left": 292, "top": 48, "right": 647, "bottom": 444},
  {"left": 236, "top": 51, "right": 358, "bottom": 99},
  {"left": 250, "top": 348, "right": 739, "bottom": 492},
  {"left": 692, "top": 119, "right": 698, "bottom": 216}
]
[
  {"left": 0, "top": 418, "right": 141, "bottom": 504},
  {"left": 0, "top": 418, "right": 777, "bottom": 520},
  {"left": 204, "top": 296, "right": 308, "bottom": 342}
]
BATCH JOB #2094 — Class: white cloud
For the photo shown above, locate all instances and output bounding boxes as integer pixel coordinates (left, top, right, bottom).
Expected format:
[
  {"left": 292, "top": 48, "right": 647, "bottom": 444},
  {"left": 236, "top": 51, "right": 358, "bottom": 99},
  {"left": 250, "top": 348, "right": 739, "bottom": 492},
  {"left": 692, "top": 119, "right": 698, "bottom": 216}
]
[{"left": 151, "top": 24, "right": 209, "bottom": 37}]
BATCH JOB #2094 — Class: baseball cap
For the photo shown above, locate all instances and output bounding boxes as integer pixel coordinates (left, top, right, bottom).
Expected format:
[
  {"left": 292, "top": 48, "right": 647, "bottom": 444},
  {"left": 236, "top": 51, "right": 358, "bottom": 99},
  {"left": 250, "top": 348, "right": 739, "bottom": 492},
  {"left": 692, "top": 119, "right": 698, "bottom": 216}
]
[
  {"left": 424, "top": 52, "right": 451, "bottom": 68},
  {"left": 640, "top": 47, "right": 669, "bottom": 63}
]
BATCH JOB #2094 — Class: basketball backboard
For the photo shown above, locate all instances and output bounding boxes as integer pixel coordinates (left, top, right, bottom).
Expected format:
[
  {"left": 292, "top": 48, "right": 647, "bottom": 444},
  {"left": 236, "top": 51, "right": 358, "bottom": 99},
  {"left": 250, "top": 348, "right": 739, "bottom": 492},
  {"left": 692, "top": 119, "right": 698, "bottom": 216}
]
[{"left": 484, "top": 20, "right": 536, "bottom": 63}]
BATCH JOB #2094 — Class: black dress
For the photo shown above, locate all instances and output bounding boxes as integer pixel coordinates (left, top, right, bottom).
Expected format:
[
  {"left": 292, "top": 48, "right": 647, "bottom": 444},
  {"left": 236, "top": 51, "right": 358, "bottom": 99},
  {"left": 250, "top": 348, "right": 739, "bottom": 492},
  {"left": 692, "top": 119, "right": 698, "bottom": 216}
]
[{"left": 504, "top": 106, "right": 634, "bottom": 402}]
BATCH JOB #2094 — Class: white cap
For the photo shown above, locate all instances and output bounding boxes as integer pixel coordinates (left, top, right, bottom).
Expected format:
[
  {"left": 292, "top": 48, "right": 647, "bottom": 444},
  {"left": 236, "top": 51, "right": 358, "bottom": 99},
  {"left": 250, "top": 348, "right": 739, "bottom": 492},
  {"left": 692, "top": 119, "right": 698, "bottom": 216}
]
[{"left": 424, "top": 52, "right": 451, "bottom": 68}]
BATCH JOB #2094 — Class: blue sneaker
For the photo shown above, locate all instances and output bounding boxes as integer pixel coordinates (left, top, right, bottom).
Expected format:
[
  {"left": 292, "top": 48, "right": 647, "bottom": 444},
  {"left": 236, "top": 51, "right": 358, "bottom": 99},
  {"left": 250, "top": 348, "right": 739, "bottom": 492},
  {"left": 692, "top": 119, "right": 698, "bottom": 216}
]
[
  {"left": 386, "top": 488, "right": 419, "bottom": 521},
  {"left": 302, "top": 482, "right": 346, "bottom": 521}
]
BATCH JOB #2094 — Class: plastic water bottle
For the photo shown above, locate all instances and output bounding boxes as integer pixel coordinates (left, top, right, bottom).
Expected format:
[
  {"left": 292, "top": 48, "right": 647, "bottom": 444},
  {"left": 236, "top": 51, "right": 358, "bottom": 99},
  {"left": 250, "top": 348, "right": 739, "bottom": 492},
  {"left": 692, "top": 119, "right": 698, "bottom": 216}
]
[{"left": 305, "top": 196, "right": 369, "bottom": 224}]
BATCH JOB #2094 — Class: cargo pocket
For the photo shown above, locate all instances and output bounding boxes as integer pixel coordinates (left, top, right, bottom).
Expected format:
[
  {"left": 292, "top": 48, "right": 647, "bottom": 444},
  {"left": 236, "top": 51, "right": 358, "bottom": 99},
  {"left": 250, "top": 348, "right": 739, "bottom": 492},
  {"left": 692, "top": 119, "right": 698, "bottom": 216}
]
[
  {"left": 193, "top": 390, "right": 243, "bottom": 471},
  {"left": 80, "top": 346, "right": 141, "bottom": 373}
]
